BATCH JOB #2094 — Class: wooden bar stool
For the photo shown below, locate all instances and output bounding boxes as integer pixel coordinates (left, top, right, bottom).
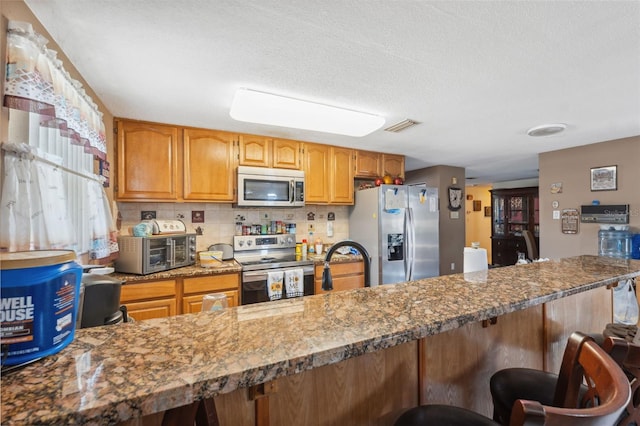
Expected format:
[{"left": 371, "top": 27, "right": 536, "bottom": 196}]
[
  {"left": 396, "top": 332, "right": 630, "bottom": 426},
  {"left": 490, "top": 332, "right": 632, "bottom": 426}
]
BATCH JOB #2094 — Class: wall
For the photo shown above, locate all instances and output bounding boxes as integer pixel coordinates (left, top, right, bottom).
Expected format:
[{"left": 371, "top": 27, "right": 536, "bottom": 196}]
[
  {"left": 539, "top": 136, "right": 640, "bottom": 259},
  {"left": 464, "top": 185, "right": 492, "bottom": 261},
  {"left": 118, "top": 202, "right": 349, "bottom": 253},
  {"left": 405, "top": 165, "right": 466, "bottom": 275}
]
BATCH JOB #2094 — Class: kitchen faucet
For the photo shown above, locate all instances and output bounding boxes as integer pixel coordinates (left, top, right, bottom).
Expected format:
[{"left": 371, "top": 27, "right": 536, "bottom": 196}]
[{"left": 321, "top": 240, "right": 371, "bottom": 290}]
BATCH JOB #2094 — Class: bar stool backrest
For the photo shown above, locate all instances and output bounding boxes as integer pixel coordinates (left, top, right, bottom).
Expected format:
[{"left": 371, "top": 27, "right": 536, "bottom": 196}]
[{"left": 509, "top": 332, "right": 631, "bottom": 426}]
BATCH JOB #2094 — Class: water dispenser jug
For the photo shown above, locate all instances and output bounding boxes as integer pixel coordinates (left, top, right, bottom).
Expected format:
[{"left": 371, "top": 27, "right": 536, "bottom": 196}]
[{"left": 598, "top": 228, "right": 632, "bottom": 259}]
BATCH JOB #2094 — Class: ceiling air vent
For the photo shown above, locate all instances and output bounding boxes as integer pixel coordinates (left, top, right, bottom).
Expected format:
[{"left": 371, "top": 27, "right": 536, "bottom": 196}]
[{"left": 384, "top": 119, "right": 420, "bottom": 133}]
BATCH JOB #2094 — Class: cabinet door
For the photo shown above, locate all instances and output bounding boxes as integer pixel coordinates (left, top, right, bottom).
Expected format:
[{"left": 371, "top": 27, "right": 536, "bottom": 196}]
[
  {"left": 120, "top": 279, "right": 178, "bottom": 320},
  {"left": 330, "top": 147, "right": 354, "bottom": 204},
  {"left": 183, "top": 290, "right": 239, "bottom": 313},
  {"left": 303, "top": 143, "right": 330, "bottom": 204},
  {"left": 183, "top": 129, "right": 236, "bottom": 201},
  {"left": 239, "top": 135, "right": 271, "bottom": 167},
  {"left": 124, "top": 298, "right": 177, "bottom": 321},
  {"left": 272, "top": 139, "right": 301, "bottom": 169},
  {"left": 314, "top": 262, "right": 364, "bottom": 294},
  {"left": 419, "top": 305, "right": 543, "bottom": 417},
  {"left": 354, "top": 150, "right": 380, "bottom": 178},
  {"left": 183, "top": 274, "right": 240, "bottom": 313},
  {"left": 381, "top": 154, "right": 405, "bottom": 178},
  {"left": 116, "top": 120, "right": 179, "bottom": 200}
]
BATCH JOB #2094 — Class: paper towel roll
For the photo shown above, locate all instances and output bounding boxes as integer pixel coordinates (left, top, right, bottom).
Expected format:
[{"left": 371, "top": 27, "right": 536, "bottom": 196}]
[{"left": 464, "top": 247, "right": 488, "bottom": 273}]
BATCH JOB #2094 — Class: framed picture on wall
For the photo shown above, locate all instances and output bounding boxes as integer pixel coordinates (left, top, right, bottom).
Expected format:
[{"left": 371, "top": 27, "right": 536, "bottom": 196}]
[
  {"left": 484, "top": 206, "right": 491, "bottom": 217},
  {"left": 590, "top": 165, "right": 617, "bottom": 191},
  {"left": 473, "top": 200, "right": 482, "bottom": 211}
]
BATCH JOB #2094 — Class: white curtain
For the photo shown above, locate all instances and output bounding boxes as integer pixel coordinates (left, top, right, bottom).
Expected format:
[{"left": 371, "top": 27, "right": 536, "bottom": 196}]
[
  {"left": 4, "top": 21, "right": 107, "bottom": 158},
  {"left": 2, "top": 21, "right": 117, "bottom": 259},
  {"left": 0, "top": 143, "right": 75, "bottom": 251}
]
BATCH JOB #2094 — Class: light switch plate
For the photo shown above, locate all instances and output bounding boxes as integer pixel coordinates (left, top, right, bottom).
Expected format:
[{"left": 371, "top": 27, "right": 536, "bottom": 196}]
[{"left": 553, "top": 210, "right": 561, "bottom": 219}]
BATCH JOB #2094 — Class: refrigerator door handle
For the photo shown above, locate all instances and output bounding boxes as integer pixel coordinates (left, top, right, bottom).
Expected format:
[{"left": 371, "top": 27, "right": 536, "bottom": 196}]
[{"left": 406, "top": 207, "right": 416, "bottom": 281}]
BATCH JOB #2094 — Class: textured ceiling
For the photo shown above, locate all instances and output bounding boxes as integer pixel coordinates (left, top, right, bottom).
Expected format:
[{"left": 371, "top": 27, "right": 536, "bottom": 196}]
[{"left": 23, "top": 0, "right": 640, "bottom": 184}]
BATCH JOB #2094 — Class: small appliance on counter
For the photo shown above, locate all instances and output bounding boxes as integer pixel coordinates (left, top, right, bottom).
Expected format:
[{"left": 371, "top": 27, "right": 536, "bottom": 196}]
[
  {"left": 78, "top": 272, "right": 130, "bottom": 328},
  {"left": 116, "top": 220, "right": 196, "bottom": 274}
]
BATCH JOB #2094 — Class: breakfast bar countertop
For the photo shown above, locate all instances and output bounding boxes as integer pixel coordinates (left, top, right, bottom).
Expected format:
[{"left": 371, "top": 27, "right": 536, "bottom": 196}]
[{"left": 2, "top": 255, "right": 640, "bottom": 425}]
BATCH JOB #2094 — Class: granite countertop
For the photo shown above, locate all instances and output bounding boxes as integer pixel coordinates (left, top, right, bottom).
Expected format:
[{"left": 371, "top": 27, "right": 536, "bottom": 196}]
[
  {"left": 111, "top": 255, "right": 360, "bottom": 283},
  {"left": 3, "top": 255, "right": 639, "bottom": 425},
  {"left": 111, "top": 261, "right": 242, "bottom": 283}
]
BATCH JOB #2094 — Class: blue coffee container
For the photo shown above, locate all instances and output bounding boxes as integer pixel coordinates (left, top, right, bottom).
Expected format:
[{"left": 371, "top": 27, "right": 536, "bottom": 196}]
[{"left": 1, "top": 250, "right": 82, "bottom": 366}]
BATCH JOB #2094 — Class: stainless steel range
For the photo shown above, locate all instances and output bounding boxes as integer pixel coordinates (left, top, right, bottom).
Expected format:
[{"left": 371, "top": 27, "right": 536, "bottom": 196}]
[{"left": 234, "top": 233, "right": 315, "bottom": 305}]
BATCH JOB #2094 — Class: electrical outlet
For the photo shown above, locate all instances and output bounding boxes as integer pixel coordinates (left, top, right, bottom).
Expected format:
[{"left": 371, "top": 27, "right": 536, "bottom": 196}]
[
  {"left": 308, "top": 224, "right": 314, "bottom": 233},
  {"left": 451, "top": 262, "right": 455, "bottom": 270},
  {"left": 261, "top": 211, "right": 271, "bottom": 221},
  {"left": 327, "top": 221, "right": 334, "bottom": 237}
]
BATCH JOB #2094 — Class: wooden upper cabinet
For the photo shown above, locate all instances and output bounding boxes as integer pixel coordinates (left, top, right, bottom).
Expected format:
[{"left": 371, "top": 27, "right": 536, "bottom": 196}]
[
  {"left": 116, "top": 120, "right": 180, "bottom": 200},
  {"left": 303, "top": 143, "right": 330, "bottom": 203},
  {"left": 183, "top": 129, "right": 236, "bottom": 201},
  {"left": 238, "top": 136, "right": 302, "bottom": 169},
  {"left": 355, "top": 150, "right": 381, "bottom": 178},
  {"left": 382, "top": 154, "right": 405, "bottom": 178},
  {"left": 330, "top": 147, "right": 354, "bottom": 204},
  {"left": 238, "top": 135, "right": 270, "bottom": 167},
  {"left": 272, "top": 139, "right": 301, "bottom": 169}
]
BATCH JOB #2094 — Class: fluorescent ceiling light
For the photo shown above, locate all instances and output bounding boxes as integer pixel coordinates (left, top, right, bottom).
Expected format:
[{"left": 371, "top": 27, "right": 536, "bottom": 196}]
[{"left": 230, "top": 88, "right": 385, "bottom": 137}]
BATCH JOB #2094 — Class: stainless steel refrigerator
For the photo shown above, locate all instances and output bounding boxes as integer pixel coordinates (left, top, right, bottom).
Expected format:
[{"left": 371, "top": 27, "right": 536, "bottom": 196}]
[{"left": 349, "top": 184, "right": 439, "bottom": 286}]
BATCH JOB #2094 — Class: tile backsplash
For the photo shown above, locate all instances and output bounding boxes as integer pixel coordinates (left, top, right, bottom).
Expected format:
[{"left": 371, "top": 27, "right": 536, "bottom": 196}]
[{"left": 116, "top": 202, "right": 350, "bottom": 252}]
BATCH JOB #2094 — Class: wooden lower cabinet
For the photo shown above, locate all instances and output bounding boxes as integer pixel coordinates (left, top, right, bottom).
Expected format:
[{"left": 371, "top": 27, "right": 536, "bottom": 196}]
[
  {"left": 120, "top": 280, "right": 178, "bottom": 321},
  {"left": 120, "top": 273, "right": 240, "bottom": 319},
  {"left": 182, "top": 274, "right": 240, "bottom": 313},
  {"left": 314, "top": 261, "right": 364, "bottom": 294}
]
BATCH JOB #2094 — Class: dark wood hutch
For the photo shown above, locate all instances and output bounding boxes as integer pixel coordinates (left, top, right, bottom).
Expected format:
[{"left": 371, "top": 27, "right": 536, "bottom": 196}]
[{"left": 490, "top": 186, "right": 539, "bottom": 266}]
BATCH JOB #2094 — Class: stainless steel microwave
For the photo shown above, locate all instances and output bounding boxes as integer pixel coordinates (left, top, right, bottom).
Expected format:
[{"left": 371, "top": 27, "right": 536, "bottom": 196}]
[
  {"left": 115, "top": 234, "right": 196, "bottom": 275},
  {"left": 237, "top": 166, "right": 305, "bottom": 207}
]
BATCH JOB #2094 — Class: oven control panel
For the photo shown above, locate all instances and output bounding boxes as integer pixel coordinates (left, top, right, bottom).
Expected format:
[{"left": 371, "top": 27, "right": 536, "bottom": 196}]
[{"left": 234, "top": 233, "right": 296, "bottom": 251}]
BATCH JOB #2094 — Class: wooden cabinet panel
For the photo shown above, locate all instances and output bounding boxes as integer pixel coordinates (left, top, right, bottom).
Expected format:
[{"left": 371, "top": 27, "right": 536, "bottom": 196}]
[
  {"left": 124, "top": 298, "right": 177, "bottom": 321},
  {"left": 120, "top": 280, "right": 178, "bottom": 321},
  {"left": 183, "top": 274, "right": 240, "bottom": 313},
  {"left": 330, "top": 147, "right": 354, "bottom": 204},
  {"left": 238, "top": 135, "right": 271, "bottom": 167},
  {"left": 272, "top": 139, "right": 301, "bottom": 169},
  {"left": 420, "top": 305, "right": 544, "bottom": 417},
  {"left": 314, "top": 262, "right": 364, "bottom": 294},
  {"left": 183, "top": 290, "right": 239, "bottom": 313},
  {"left": 355, "top": 150, "right": 381, "bottom": 178},
  {"left": 303, "top": 143, "right": 330, "bottom": 203},
  {"left": 120, "top": 280, "right": 177, "bottom": 303},
  {"left": 544, "top": 286, "right": 612, "bottom": 373},
  {"left": 270, "top": 340, "right": 418, "bottom": 426},
  {"left": 381, "top": 154, "right": 405, "bottom": 178},
  {"left": 183, "top": 129, "right": 236, "bottom": 201},
  {"left": 183, "top": 274, "right": 240, "bottom": 294},
  {"left": 116, "top": 120, "right": 179, "bottom": 200}
]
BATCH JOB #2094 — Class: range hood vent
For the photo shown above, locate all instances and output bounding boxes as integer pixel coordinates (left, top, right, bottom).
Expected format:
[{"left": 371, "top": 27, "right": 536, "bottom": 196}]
[{"left": 384, "top": 119, "right": 420, "bottom": 133}]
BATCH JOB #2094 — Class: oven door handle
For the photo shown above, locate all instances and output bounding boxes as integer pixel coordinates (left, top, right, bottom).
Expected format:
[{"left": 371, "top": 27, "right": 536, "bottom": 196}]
[{"left": 242, "top": 267, "right": 313, "bottom": 283}]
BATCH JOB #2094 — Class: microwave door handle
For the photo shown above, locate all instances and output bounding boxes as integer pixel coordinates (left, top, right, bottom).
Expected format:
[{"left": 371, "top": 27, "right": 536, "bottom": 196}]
[{"left": 290, "top": 179, "right": 295, "bottom": 204}]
